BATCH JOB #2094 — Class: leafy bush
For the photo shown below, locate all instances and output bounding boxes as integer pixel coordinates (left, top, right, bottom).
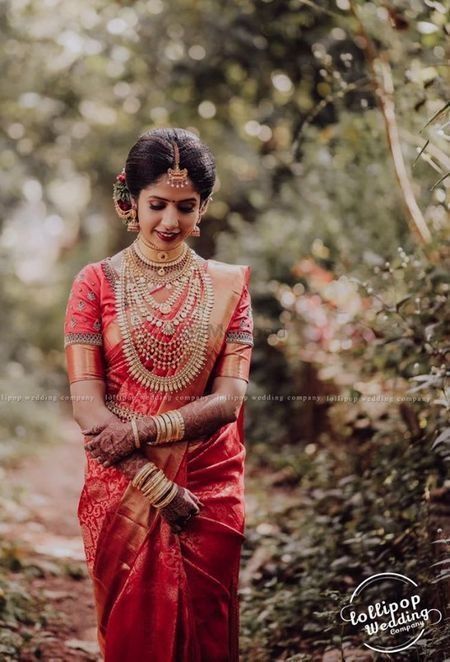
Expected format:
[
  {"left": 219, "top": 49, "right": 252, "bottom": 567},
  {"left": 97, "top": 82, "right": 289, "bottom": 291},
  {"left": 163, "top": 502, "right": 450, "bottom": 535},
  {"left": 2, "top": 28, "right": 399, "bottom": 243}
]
[{"left": 241, "top": 230, "right": 450, "bottom": 658}]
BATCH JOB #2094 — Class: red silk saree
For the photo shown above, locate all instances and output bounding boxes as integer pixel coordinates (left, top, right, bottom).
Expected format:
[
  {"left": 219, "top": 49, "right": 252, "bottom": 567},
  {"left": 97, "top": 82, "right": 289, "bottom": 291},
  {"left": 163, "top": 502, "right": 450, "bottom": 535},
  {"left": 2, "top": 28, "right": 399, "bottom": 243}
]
[{"left": 64, "top": 249, "right": 254, "bottom": 661}]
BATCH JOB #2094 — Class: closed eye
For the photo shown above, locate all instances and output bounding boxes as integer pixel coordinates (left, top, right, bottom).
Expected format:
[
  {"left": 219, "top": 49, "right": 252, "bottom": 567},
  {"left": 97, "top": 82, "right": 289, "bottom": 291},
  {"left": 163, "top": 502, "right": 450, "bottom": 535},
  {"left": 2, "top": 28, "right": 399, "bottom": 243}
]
[{"left": 149, "top": 204, "right": 195, "bottom": 213}]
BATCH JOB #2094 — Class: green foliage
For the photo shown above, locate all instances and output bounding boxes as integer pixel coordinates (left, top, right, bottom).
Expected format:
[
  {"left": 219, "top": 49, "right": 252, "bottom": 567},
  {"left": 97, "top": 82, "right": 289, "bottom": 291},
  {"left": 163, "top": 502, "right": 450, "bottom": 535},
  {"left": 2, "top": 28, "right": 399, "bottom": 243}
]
[
  {"left": 241, "top": 415, "right": 439, "bottom": 657},
  {"left": 241, "top": 230, "right": 449, "bottom": 656},
  {"left": 354, "top": 231, "right": 449, "bottom": 469}
]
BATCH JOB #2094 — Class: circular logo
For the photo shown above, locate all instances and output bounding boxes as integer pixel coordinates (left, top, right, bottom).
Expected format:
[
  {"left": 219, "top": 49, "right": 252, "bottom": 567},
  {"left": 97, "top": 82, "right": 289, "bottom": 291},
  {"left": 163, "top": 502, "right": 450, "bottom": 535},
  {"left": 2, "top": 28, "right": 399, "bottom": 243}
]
[{"left": 339, "top": 572, "right": 442, "bottom": 653}]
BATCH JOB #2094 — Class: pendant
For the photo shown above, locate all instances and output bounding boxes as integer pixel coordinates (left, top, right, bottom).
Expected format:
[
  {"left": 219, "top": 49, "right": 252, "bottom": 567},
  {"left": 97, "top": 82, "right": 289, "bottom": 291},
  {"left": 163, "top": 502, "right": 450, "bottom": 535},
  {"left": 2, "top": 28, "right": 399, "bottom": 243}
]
[
  {"left": 158, "top": 267, "right": 165, "bottom": 276},
  {"left": 159, "top": 302, "right": 172, "bottom": 314},
  {"left": 163, "top": 321, "right": 175, "bottom": 335}
]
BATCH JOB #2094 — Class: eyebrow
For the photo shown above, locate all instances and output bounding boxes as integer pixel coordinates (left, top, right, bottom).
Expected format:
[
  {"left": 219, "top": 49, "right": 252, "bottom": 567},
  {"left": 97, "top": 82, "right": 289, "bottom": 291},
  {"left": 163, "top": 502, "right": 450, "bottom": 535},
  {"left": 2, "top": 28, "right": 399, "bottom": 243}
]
[{"left": 147, "top": 195, "right": 198, "bottom": 203}]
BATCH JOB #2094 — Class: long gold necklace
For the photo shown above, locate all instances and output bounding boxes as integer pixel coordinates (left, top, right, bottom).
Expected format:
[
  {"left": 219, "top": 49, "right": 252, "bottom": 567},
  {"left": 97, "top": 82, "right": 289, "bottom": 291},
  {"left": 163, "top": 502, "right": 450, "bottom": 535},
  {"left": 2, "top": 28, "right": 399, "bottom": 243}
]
[{"left": 116, "top": 245, "right": 214, "bottom": 392}]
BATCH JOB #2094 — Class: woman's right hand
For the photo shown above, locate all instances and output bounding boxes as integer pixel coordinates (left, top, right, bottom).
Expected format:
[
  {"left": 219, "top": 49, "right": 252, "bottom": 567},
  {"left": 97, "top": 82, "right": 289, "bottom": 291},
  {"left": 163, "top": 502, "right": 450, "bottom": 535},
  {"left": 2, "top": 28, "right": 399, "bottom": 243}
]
[{"left": 159, "top": 485, "right": 204, "bottom": 534}]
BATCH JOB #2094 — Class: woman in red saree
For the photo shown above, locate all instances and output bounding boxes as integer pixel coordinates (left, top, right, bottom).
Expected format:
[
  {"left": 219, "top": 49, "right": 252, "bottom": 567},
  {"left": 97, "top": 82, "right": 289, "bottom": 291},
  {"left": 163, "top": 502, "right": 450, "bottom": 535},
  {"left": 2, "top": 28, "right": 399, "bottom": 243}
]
[{"left": 64, "top": 128, "right": 253, "bottom": 661}]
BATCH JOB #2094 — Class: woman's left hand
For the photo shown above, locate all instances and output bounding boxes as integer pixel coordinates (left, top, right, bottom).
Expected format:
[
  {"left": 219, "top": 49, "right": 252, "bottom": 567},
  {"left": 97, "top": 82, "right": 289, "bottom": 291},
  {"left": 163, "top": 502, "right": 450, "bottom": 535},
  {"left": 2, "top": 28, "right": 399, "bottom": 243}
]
[{"left": 82, "top": 420, "right": 136, "bottom": 468}]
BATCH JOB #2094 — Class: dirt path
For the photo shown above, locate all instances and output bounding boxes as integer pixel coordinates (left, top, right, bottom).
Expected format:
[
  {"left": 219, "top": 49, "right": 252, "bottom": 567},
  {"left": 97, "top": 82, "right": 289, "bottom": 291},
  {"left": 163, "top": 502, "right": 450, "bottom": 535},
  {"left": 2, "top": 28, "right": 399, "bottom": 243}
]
[{"left": 1, "top": 419, "right": 100, "bottom": 661}]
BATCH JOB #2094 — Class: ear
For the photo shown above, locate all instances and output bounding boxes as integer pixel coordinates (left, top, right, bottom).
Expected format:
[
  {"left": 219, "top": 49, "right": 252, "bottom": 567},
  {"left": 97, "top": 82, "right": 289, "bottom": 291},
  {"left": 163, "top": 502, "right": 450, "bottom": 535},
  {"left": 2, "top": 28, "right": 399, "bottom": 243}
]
[{"left": 199, "top": 196, "right": 212, "bottom": 216}]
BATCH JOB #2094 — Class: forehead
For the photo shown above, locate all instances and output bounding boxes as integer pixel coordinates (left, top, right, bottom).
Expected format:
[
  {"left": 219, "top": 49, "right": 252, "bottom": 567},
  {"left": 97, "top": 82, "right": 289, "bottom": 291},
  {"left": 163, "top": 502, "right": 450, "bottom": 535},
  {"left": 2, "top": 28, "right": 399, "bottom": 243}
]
[{"left": 142, "top": 176, "right": 200, "bottom": 201}]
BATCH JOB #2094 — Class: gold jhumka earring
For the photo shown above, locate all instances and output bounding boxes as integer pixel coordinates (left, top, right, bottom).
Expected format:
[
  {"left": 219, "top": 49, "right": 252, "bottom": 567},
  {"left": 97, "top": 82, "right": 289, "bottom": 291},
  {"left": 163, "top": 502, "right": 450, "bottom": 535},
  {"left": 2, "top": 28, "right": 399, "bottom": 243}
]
[{"left": 126, "top": 208, "right": 140, "bottom": 232}]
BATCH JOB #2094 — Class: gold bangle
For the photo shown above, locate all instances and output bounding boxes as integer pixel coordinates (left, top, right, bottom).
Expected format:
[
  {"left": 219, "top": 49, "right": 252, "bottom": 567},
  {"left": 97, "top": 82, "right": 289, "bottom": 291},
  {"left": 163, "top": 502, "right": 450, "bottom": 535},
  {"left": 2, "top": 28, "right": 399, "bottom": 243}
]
[
  {"left": 131, "top": 417, "right": 141, "bottom": 448},
  {"left": 152, "top": 481, "right": 173, "bottom": 505},
  {"left": 153, "top": 482, "right": 178, "bottom": 509},
  {"left": 141, "top": 470, "right": 167, "bottom": 496},
  {"left": 146, "top": 479, "right": 171, "bottom": 503},
  {"left": 154, "top": 413, "right": 170, "bottom": 443},
  {"left": 152, "top": 415, "right": 162, "bottom": 443},
  {"left": 160, "top": 413, "right": 172, "bottom": 441},
  {"left": 164, "top": 412, "right": 177, "bottom": 441},
  {"left": 132, "top": 462, "right": 158, "bottom": 489},
  {"left": 131, "top": 463, "right": 177, "bottom": 507},
  {"left": 148, "top": 410, "right": 186, "bottom": 445},
  {"left": 160, "top": 413, "right": 173, "bottom": 441},
  {"left": 170, "top": 410, "right": 185, "bottom": 440},
  {"left": 136, "top": 468, "right": 157, "bottom": 490},
  {"left": 143, "top": 475, "right": 171, "bottom": 502},
  {"left": 132, "top": 462, "right": 152, "bottom": 487},
  {"left": 168, "top": 412, "right": 177, "bottom": 440},
  {"left": 141, "top": 471, "right": 166, "bottom": 497},
  {"left": 156, "top": 414, "right": 167, "bottom": 443}
]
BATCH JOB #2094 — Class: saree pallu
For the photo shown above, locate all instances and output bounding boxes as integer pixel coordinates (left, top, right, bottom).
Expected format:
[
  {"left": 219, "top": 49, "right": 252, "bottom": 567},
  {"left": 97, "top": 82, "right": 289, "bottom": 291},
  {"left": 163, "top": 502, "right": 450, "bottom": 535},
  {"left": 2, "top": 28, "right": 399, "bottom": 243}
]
[{"left": 64, "top": 251, "right": 254, "bottom": 661}]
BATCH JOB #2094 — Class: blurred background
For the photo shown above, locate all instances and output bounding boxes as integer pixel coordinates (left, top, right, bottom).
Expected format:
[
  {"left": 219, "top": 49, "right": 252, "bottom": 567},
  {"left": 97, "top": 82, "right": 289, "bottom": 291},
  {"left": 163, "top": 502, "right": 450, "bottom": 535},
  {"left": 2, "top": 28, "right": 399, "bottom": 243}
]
[{"left": 0, "top": 0, "right": 449, "bottom": 659}]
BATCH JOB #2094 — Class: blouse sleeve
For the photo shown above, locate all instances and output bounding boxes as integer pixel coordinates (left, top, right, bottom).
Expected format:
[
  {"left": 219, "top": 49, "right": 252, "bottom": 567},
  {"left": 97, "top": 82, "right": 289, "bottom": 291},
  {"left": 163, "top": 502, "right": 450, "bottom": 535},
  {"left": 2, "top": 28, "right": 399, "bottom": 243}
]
[
  {"left": 212, "top": 279, "right": 254, "bottom": 383},
  {"left": 63, "top": 263, "right": 105, "bottom": 385}
]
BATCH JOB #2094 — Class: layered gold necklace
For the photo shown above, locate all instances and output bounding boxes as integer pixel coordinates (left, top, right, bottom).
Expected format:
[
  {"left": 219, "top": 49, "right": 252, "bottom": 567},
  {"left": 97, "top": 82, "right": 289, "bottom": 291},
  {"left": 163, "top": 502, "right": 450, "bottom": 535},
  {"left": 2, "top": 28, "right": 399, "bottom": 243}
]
[{"left": 115, "top": 240, "right": 214, "bottom": 393}]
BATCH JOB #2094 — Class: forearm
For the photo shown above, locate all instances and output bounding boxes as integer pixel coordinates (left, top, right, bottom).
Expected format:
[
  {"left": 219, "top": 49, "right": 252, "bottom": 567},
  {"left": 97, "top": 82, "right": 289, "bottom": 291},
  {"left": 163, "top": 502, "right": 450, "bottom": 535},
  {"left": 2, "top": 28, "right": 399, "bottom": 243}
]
[
  {"left": 71, "top": 380, "right": 171, "bottom": 483},
  {"left": 82, "top": 417, "right": 164, "bottom": 482},
  {"left": 70, "top": 379, "right": 115, "bottom": 431},
  {"left": 114, "top": 450, "right": 150, "bottom": 481},
  {"left": 74, "top": 405, "right": 116, "bottom": 432},
  {"left": 137, "top": 392, "right": 239, "bottom": 445}
]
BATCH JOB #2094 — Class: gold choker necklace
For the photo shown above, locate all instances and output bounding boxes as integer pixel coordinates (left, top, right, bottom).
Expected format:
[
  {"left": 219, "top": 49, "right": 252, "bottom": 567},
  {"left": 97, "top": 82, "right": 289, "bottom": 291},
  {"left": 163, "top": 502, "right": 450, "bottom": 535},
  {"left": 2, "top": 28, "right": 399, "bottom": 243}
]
[
  {"left": 132, "top": 240, "right": 190, "bottom": 276},
  {"left": 137, "top": 233, "right": 185, "bottom": 263}
]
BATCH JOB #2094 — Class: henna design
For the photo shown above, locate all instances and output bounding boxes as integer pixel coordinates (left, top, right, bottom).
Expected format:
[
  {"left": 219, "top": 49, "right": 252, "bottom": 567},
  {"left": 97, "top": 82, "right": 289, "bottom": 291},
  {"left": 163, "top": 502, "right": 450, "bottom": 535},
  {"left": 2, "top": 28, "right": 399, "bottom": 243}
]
[
  {"left": 137, "top": 392, "right": 241, "bottom": 447},
  {"left": 81, "top": 414, "right": 203, "bottom": 530},
  {"left": 115, "top": 451, "right": 150, "bottom": 480},
  {"left": 159, "top": 485, "right": 204, "bottom": 534},
  {"left": 81, "top": 414, "right": 204, "bottom": 533},
  {"left": 84, "top": 418, "right": 136, "bottom": 467}
]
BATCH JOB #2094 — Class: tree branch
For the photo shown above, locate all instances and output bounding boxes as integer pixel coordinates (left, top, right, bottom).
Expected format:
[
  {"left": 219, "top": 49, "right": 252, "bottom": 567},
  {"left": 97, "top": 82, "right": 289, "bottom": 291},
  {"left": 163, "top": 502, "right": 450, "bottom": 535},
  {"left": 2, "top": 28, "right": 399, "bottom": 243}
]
[{"left": 350, "top": 2, "right": 432, "bottom": 245}]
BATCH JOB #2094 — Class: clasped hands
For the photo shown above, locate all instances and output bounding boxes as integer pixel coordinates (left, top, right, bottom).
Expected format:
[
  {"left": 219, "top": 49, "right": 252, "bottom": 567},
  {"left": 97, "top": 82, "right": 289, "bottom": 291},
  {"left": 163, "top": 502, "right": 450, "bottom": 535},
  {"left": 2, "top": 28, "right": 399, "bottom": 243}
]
[
  {"left": 82, "top": 419, "right": 143, "bottom": 467},
  {"left": 82, "top": 418, "right": 203, "bottom": 534}
]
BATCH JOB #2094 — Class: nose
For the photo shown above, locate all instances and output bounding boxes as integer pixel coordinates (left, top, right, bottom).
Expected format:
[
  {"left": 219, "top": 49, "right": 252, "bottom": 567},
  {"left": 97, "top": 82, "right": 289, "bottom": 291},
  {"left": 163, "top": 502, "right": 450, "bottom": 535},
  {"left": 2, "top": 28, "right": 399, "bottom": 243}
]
[{"left": 160, "top": 203, "right": 179, "bottom": 230}]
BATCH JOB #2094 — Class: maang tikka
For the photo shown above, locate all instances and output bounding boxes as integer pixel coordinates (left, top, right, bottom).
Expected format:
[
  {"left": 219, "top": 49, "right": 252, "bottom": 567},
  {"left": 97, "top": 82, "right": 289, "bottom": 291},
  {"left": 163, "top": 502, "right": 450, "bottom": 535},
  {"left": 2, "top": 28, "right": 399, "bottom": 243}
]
[{"left": 167, "top": 142, "right": 189, "bottom": 188}]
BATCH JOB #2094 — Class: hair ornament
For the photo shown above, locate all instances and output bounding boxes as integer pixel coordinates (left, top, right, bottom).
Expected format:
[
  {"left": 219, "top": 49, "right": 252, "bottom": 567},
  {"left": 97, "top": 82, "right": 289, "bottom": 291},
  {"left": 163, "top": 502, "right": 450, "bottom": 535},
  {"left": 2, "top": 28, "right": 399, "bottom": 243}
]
[
  {"left": 113, "top": 168, "right": 139, "bottom": 230},
  {"left": 167, "top": 141, "right": 189, "bottom": 188}
]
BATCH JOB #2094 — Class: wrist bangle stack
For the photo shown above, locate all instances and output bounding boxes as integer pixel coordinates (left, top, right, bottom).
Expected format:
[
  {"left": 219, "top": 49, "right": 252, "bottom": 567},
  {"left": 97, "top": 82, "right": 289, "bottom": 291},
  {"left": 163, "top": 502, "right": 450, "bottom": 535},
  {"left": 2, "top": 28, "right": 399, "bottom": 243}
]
[
  {"left": 131, "top": 462, "right": 178, "bottom": 509},
  {"left": 131, "top": 417, "right": 141, "bottom": 448},
  {"left": 149, "top": 409, "right": 186, "bottom": 445},
  {"left": 153, "top": 482, "right": 179, "bottom": 509}
]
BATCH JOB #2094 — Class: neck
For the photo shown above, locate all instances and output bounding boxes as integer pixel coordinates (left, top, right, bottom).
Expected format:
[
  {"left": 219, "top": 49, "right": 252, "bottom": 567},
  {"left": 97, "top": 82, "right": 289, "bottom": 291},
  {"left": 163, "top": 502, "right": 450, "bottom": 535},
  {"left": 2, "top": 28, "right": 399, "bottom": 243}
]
[{"left": 136, "top": 233, "right": 186, "bottom": 262}]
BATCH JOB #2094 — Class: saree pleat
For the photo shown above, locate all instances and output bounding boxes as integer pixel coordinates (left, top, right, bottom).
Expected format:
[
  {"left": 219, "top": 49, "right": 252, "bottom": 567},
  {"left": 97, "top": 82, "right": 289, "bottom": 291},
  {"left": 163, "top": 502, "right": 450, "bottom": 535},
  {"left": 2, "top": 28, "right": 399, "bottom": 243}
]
[
  {"left": 97, "top": 411, "right": 246, "bottom": 661},
  {"left": 64, "top": 254, "right": 253, "bottom": 660}
]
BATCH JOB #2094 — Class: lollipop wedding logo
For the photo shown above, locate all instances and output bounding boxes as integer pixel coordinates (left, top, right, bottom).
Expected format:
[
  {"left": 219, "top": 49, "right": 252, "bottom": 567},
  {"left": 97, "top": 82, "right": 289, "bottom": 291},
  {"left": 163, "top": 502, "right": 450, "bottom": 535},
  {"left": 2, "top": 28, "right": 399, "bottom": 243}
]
[{"left": 339, "top": 572, "right": 442, "bottom": 653}]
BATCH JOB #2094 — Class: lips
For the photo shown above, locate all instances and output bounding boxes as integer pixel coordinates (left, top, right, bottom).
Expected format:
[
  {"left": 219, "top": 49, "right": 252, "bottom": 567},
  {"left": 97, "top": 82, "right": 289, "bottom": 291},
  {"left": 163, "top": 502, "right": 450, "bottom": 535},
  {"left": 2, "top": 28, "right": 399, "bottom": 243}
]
[{"left": 155, "top": 231, "right": 180, "bottom": 241}]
